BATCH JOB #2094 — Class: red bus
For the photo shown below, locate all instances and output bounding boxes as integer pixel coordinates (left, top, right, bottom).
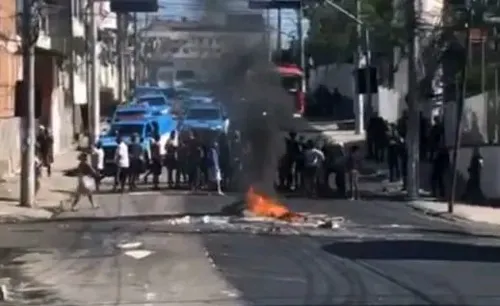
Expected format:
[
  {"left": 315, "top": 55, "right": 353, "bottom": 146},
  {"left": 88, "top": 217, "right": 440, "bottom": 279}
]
[{"left": 275, "top": 64, "right": 304, "bottom": 117}]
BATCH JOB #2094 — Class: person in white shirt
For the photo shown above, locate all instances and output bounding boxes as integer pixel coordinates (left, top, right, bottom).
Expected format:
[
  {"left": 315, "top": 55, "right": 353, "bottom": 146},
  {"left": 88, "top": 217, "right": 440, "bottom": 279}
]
[
  {"left": 303, "top": 140, "right": 325, "bottom": 197},
  {"left": 92, "top": 141, "right": 105, "bottom": 191},
  {"left": 165, "top": 130, "right": 179, "bottom": 187},
  {"left": 113, "top": 135, "right": 129, "bottom": 192}
]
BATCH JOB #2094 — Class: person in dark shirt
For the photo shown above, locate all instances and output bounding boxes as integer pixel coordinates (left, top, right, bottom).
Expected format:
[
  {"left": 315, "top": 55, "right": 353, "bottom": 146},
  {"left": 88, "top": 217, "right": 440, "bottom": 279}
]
[
  {"left": 431, "top": 143, "right": 449, "bottom": 198},
  {"left": 187, "top": 132, "right": 202, "bottom": 191},
  {"left": 346, "top": 145, "right": 361, "bottom": 200},
  {"left": 128, "top": 133, "right": 144, "bottom": 190},
  {"left": 285, "top": 131, "right": 301, "bottom": 190},
  {"left": 150, "top": 134, "right": 163, "bottom": 190},
  {"left": 462, "top": 147, "right": 484, "bottom": 203},
  {"left": 387, "top": 124, "right": 403, "bottom": 182},
  {"left": 230, "top": 131, "right": 243, "bottom": 189},
  {"left": 36, "top": 125, "right": 54, "bottom": 177},
  {"left": 217, "top": 133, "right": 231, "bottom": 189}
]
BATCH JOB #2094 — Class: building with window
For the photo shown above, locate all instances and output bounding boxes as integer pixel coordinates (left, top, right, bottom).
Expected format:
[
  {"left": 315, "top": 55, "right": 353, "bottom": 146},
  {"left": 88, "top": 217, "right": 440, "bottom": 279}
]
[{"left": 141, "top": 14, "right": 266, "bottom": 84}]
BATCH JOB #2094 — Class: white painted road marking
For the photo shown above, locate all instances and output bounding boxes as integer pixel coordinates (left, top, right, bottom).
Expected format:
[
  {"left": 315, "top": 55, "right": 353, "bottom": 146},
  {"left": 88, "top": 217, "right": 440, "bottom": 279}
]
[
  {"left": 123, "top": 250, "right": 153, "bottom": 259},
  {"left": 117, "top": 242, "right": 142, "bottom": 249}
]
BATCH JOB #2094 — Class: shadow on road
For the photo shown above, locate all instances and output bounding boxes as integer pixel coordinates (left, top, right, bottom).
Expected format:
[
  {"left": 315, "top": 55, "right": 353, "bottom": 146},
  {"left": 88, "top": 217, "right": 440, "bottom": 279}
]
[{"left": 323, "top": 239, "right": 500, "bottom": 262}]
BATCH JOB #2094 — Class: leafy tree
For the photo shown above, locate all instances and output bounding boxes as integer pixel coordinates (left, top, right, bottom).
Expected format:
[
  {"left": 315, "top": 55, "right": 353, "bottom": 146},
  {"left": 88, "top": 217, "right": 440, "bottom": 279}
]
[
  {"left": 304, "top": 0, "right": 404, "bottom": 67},
  {"left": 304, "top": 4, "right": 357, "bottom": 66}
]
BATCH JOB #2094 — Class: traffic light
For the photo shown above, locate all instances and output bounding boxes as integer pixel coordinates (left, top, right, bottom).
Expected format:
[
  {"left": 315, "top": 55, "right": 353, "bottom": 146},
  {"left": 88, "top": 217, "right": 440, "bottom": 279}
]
[
  {"left": 110, "top": 0, "right": 159, "bottom": 13},
  {"left": 355, "top": 67, "right": 378, "bottom": 94}
]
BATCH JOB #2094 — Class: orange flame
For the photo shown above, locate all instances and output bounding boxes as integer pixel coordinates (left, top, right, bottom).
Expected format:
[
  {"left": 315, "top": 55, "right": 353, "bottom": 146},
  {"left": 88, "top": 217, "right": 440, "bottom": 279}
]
[{"left": 246, "top": 187, "right": 302, "bottom": 222}]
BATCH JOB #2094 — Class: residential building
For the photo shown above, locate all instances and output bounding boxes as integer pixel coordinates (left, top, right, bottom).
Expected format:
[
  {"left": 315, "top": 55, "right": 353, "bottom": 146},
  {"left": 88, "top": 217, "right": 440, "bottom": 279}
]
[
  {"left": 95, "top": 1, "right": 120, "bottom": 104},
  {"left": 141, "top": 14, "right": 266, "bottom": 85},
  {"left": 0, "top": 0, "right": 22, "bottom": 177}
]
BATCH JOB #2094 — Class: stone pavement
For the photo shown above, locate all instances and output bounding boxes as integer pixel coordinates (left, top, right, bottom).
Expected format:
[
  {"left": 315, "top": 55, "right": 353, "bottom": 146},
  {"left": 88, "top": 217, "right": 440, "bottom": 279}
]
[{"left": 0, "top": 150, "right": 80, "bottom": 221}]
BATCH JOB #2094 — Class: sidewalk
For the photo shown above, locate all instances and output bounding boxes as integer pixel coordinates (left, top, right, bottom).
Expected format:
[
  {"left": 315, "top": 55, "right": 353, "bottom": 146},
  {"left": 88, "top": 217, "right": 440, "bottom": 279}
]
[
  {"left": 0, "top": 150, "right": 80, "bottom": 221},
  {"left": 409, "top": 200, "right": 500, "bottom": 225}
]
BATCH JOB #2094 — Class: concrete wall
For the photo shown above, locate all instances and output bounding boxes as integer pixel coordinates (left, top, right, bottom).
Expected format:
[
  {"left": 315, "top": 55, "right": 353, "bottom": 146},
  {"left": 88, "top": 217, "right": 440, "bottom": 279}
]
[
  {"left": 453, "top": 146, "right": 500, "bottom": 199},
  {"left": 443, "top": 91, "right": 500, "bottom": 199},
  {"left": 308, "top": 61, "right": 408, "bottom": 123},
  {"left": 0, "top": 0, "right": 20, "bottom": 117},
  {"left": 443, "top": 93, "right": 489, "bottom": 147},
  {"left": 0, "top": 118, "right": 21, "bottom": 178}
]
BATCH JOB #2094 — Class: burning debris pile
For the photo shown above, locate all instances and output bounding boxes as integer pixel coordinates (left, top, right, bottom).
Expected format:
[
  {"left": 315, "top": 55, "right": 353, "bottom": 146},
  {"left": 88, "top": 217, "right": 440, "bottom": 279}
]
[
  {"left": 218, "top": 186, "right": 344, "bottom": 230},
  {"left": 245, "top": 187, "right": 303, "bottom": 222}
]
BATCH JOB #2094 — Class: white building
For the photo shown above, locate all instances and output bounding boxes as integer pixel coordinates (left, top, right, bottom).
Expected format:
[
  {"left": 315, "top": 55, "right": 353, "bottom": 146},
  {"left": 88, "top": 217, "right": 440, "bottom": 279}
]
[{"left": 141, "top": 14, "right": 266, "bottom": 84}]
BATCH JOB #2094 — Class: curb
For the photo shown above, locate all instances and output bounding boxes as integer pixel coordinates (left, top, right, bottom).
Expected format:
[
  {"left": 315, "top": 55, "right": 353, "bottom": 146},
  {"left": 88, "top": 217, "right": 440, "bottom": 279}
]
[
  {"left": 0, "top": 212, "right": 53, "bottom": 224},
  {"left": 407, "top": 203, "right": 470, "bottom": 223}
]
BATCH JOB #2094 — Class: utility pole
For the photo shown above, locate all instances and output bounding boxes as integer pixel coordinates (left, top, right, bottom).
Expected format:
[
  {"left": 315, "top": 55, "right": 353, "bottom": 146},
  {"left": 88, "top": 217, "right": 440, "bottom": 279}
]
[
  {"left": 406, "top": 0, "right": 420, "bottom": 200},
  {"left": 124, "top": 15, "right": 130, "bottom": 96},
  {"left": 297, "top": 3, "right": 306, "bottom": 94},
  {"left": 88, "top": 0, "right": 100, "bottom": 146},
  {"left": 355, "top": 0, "right": 365, "bottom": 134},
  {"left": 68, "top": 0, "right": 81, "bottom": 138},
  {"left": 325, "top": 0, "right": 370, "bottom": 134},
  {"left": 449, "top": 6, "right": 472, "bottom": 213},
  {"left": 266, "top": 9, "right": 272, "bottom": 61},
  {"left": 277, "top": 8, "right": 282, "bottom": 51},
  {"left": 117, "top": 13, "right": 125, "bottom": 103},
  {"left": 133, "top": 12, "right": 139, "bottom": 86},
  {"left": 20, "top": 0, "right": 37, "bottom": 207}
]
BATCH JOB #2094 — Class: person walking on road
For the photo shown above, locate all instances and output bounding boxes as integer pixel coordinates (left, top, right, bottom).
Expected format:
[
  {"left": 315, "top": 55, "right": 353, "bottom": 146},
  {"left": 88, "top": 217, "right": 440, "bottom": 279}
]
[
  {"left": 347, "top": 145, "right": 362, "bottom": 200},
  {"left": 387, "top": 124, "right": 403, "bottom": 182},
  {"left": 36, "top": 125, "right": 54, "bottom": 177},
  {"left": 70, "top": 153, "right": 99, "bottom": 211}
]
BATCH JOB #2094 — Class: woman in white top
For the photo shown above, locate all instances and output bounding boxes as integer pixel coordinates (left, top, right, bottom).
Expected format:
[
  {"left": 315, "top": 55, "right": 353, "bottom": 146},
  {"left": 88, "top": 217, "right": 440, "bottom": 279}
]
[
  {"left": 92, "top": 142, "right": 104, "bottom": 191},
  {"left": 70, "top": 153, "right": 99, "bottom": 211}
]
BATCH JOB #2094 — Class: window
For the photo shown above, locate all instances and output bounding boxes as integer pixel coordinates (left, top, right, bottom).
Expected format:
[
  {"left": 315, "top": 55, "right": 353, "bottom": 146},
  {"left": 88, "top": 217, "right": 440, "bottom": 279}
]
[
  {"left": 134, "top": 87, "right": 163, "bottom": 98},
  {"left": 160, "top": 88, "right": 176, "bottom": 99},
  {"left": 157, "top": 70, "right": 174, "bottom": 84},
  {"left": 145, "top": 124, "right": 153, "bottom": 137},
  {"left": 109, "top": 124, "right": 144, "bottom": 137},
  {"left": 138, "top": 96, "right": 170, "bottom": 106},
  {"left": 183, "top": 48, "right": 189, "bottom": 54},
  {"left": 281, "top": 76, "right": 300, "bottom": 93},
  {"left": 115, "top": 110, "right": 148, "bottom": 121},
  {"left": 186, "top": 108, "right": 220, "bottom": 120},
  {"left": 176, "top": 70, "right": 195, "bottom": 80}
]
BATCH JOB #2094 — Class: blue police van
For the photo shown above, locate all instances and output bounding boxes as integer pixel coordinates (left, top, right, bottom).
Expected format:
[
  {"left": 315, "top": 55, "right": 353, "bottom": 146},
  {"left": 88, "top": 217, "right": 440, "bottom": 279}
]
[
  {"left": 133, "top": 85, "right": 175, "bottom": 100},
  {"left": 111, "top": 103, "right": 155, "bottom": 124},
  {"left": 99, "top": 105, "right": 177, "bottom": 176},
  {"left": 181, "top": 102, "right": 229, "bottom": 134},
  {"left": 135, "top": 94, "right": 172, "bottom": 115}
]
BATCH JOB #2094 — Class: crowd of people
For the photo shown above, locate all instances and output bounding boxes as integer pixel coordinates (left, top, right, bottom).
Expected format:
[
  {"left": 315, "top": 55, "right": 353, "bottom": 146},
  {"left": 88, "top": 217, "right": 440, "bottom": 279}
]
[
  {"left": 64, "top": 110, "right": 486, "bottom": 210},
  {"left": 366, "top": 111, "right": 484, "bottom": 201},
  {"left": 276, "top": 131, "right": 362, "bottom": 199}
]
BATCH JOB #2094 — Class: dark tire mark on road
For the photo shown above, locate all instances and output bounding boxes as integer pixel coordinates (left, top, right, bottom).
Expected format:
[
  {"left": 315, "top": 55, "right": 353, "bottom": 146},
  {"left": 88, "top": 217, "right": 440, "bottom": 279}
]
[{"left": 292, "top": 235, "right": 369, "bottom": 306}]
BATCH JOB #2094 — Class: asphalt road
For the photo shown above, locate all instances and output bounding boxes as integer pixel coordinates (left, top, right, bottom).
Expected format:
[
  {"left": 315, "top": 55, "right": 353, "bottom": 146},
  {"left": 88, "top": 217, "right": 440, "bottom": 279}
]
[
  {"left": 0, "top": 188, "right": 498, "bottom": 305},
  {"left": 1, "top": 90, "right": 499, "bottom": 304}
]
